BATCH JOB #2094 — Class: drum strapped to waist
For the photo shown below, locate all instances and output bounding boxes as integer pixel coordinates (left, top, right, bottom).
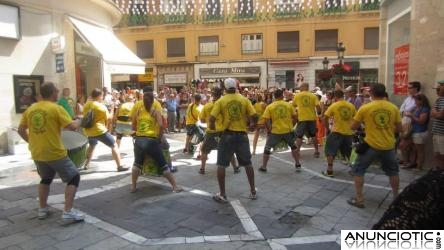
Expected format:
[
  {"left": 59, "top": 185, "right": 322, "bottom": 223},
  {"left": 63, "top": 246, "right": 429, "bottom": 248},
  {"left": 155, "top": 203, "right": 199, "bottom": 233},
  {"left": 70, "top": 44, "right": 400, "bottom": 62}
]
[{"left": 62, "top": 131, "right": 88, "bottom": 168}]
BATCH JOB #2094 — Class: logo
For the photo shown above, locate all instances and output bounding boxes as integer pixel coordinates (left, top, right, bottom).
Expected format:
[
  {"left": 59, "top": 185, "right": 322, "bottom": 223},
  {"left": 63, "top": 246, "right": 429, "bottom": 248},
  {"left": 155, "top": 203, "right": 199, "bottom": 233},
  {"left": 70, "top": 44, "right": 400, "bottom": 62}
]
[
  {"left": 227, "top": 100, "right": 242, "bottom": 121},
  {"left": 275, "top": 104, "right": 288, "bottom": 119},
  {"left": 339, "top": 106, "right": 352, "bottom": 120},
  {"left": 371, "top": 109, "right": 391, "bottom": 129},
  {"left": 300, "top": 95, "right": 311, "bottom": 107},
  {"left": 341, "top": 230, "right": 442, "bottom": 250},
  {"left": 30, "top": 109, "right": 47, "bottom": 134}
]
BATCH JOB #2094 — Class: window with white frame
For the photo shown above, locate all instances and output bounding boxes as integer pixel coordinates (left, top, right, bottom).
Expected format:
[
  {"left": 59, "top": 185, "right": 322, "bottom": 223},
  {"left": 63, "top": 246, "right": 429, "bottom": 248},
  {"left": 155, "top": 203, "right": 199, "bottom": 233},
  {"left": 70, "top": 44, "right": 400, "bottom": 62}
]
[
  {"left": 364, "top": 27, "right": 379, "bottom": 50},
  {"left": 277, "top": 31, "right": 299, "bottom": 53},
  {"left": 242, "top": 33, "right": 262, "bottom": 54},
  {"left": 205, "top": 0, "right": 222, "bottom": 18},
  {"left": 315, "top": 29, "right": 338, "bottom": 51},
  {"left": 199, "top": 36, "right": 219, "bottom": 56},
  {"left": 167, "top": 38, "right": 185, "bottom": 57},
  {"left": 274, "top": 0, "right": 302, "bottom": 13},
  {"left": 162, "top": 0, "right": 186, "bottom": 15},
  {"left": 238, "top": 0, "right": 254, "bottom": 17}
]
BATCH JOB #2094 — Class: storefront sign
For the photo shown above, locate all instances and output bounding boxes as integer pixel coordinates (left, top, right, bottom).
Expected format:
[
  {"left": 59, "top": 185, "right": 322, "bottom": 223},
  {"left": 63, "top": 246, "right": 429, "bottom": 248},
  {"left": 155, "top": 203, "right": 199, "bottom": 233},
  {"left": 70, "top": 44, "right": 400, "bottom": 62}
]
[
  {"left": 200, "top": 66, "right": 261, "bottom": 75},
  {"left": 13, "top": 75, "right": 43, "bottom": 113},
  {"left": 165, "top": 73, "right": 187, "bottom": 84},
  {"left": 55, "top": 53, "right": 64, "bottom": 73},
  {"left": 138, "top": 68, "right": 153, "bottom": 82},
  {"left": 393, "top": 44, "right": 409, "bottom": 95}
]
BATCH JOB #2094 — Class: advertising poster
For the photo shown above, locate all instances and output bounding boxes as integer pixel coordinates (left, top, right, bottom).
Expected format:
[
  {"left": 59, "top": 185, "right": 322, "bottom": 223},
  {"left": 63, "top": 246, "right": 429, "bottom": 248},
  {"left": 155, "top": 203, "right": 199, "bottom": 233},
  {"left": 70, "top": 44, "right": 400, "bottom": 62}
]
[
  {"left": 393, "top": 44, "right": 409, "bottom": 95},
  {"left": 13, "top": 75, "right": 44, "bottom": 113}
]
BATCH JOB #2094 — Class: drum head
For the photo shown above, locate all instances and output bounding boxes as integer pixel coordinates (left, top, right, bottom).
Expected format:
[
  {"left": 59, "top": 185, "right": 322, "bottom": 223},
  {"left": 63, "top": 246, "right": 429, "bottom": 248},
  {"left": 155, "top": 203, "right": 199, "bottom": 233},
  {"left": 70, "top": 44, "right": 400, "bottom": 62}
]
[{"left": 61, "top": 131, "right": 88, "bottom": 150}]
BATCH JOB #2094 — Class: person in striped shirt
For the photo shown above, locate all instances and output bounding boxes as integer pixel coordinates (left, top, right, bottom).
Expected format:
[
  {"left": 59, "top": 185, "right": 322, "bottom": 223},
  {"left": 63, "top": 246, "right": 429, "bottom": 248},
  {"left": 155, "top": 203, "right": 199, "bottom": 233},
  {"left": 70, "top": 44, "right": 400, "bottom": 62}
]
[{"left": 431, "top": 80, "right": 444, "bottom": 169}]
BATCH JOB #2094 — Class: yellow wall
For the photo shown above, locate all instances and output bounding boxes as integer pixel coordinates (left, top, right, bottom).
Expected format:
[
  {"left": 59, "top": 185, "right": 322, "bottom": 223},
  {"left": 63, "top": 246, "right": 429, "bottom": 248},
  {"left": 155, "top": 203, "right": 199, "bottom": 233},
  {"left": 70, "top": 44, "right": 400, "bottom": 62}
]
[{"left": 115, "top": 12, "right": 379, "bottom": 64}]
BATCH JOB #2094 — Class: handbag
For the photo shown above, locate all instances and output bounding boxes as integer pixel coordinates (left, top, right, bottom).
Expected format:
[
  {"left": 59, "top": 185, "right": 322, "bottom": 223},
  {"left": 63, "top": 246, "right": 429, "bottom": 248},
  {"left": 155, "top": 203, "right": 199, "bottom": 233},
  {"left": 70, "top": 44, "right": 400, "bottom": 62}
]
[
  {"left": 400, "top": 122, "right": 413, "bottom": 139},
  {"left": 80, "top": 110, "right": 94, "bottom": 128}
]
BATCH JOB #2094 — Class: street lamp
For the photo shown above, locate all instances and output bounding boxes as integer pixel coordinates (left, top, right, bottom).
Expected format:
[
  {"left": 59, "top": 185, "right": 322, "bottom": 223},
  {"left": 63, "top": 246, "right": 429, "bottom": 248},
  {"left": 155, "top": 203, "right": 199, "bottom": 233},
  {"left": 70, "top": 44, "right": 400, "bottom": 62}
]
[
  {"left": 336, "top": 42, "right": 346, "bottom": 88},
  {"left": 322, "top": 57, "right": 329, "bottom": 70}
]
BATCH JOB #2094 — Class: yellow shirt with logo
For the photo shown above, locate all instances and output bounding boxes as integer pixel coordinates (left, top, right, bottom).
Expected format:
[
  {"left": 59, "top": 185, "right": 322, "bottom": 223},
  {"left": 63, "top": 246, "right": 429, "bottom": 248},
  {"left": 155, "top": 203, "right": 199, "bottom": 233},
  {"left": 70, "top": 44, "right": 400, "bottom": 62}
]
[
  {"left": 324, "top": 100, "right": 356, "bottom": 135},
  {"left": 134, "top": 107, "right": 161, "bottom": 138},
  {"left": 83, "top": 101, "right": 109, "bottom": 137},
  {"left": 130, "top": 99, "right": 162, "bottom": 118},
  {"left": 262, "top": 99, "right": 296, "bottom": 134},
  {"left": 185, "top": 103, "right": 200, "bottom": 125},
  {"left": 292, "top": 91, "right": 319, "bottom": 121},
  {"left": 211, "top": 93, "right": 256, "bottom": 132},
  {"left": 353, "top": 100, "right": 401, "bottom": 150},
  {"left": 19, "top": 101, "right": 72, "bottom": 161},
  {"left": 116, "top": 102, "right": 134, "bottom": 125},
  {"left": 254, "top": 101, "right": 266, "bottom": 125},
  {"left": 199, "top": 101, "right": 224, "bottom": 133}
]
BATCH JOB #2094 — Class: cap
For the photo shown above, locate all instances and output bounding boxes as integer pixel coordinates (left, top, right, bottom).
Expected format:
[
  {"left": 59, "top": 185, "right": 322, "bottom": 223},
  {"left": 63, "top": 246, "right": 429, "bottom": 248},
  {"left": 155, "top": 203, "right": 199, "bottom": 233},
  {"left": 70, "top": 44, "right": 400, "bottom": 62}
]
[
  {"left": 315, "top": 90, "right": 323, "bottom": 96},
  {"left": 224, "top": 78, "right": 237, "bottom": 89},
  {"left": 437, "top": 80, "right": 444, "bottom": 85},
  {"left": 344, "top": 86, "right": 356, "bottom": 92}
]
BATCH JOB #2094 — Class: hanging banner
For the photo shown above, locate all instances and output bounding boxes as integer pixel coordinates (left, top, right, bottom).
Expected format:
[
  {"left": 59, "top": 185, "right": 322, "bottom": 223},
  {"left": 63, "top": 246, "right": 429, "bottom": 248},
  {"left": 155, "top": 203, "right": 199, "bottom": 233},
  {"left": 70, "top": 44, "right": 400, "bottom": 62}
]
[{"left": 393, "top": 44, "right": 409, "bottom": 95}]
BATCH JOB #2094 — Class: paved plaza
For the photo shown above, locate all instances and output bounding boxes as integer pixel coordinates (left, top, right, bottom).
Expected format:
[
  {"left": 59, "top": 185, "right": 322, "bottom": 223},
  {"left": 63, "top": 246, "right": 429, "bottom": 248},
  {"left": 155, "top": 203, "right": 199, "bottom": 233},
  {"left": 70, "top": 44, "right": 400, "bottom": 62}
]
[{"left": 0, "top": 132, "right": 423, "bottom": 249}]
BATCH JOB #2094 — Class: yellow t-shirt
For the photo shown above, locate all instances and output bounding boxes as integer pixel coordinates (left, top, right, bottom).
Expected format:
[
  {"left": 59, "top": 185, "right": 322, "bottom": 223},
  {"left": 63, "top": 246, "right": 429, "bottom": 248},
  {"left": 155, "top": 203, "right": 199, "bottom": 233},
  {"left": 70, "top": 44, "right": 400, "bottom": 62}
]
[
  {"left": 254, "top": 101, "right": 266, "bottom": 125},
  {"left": 116, "top": 102, "right": 134, "bottom": 125},
  {"left": 353, "top": 100, "right": 401, "bottom": 150},
  {"left": 134, "top": 107, "right": 161, "bottom": 138},
  {"left": 292, "top": 91, "right": 319, "bottom": 121},
  {"left": 83, "top": 101, "right": 109, "bottom": 137},
  {"left": 185, "top": 103, "right": 200, "bottom": 125},
  {"left": 211, "top": 93, "right": 256, "bottom": 132},
  {"left": 262, "top": 99, "right": 296, "bottom": 134},
  {"left": 19, "top": 101, "right": 72, "bottom": 161},
  {"left": 324, "top": 100, "right": 356, "bottom": 135},
  {"left": 199, "top": 101, "right": 224, "bottom": 133},
  {"left": 130, "top": 99, "right": 162, "bottom": 118}
]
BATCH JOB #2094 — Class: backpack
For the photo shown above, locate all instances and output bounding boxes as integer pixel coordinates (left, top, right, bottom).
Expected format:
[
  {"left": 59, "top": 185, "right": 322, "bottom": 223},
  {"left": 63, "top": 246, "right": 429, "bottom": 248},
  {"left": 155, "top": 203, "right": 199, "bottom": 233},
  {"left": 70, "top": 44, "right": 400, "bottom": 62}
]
[{"left": 80, "top": 109, "right": 94, "bottom": 128}]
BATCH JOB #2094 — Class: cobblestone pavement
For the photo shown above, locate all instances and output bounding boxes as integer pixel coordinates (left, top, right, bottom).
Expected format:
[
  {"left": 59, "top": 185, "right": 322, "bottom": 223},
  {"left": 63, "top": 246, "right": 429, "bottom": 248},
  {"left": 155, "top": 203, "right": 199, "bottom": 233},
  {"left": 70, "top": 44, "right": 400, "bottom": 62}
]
[{"left": 0, "top": 132, "right": 424, "bottom": 249}]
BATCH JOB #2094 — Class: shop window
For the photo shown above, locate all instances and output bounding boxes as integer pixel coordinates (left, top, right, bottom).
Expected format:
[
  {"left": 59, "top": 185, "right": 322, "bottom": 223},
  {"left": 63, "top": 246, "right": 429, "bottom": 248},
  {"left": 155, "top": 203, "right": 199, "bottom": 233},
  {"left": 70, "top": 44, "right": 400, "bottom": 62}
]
[
  {"left": 364, "top": 27, "right": 379, "bottom": 50},
  {"left": 277, "top": 31, "right": 299, "bottom": 53},
  {"left": 242, "top": 33, "right": 262, "bottom": 54},
  {"left": 199, "top": 36, "right": 219, "bottom": 56},
  {"left": 167, "top": 38, "right": 185, "bottom": 57},
  {"left": 136, "top": 40, "right": 153, "bottom": 59},
  {"left": 238, "top": 0, "right": 254, "bottom": 17},
  {"left": 315, "top": 29, "right": 338, "bottom": 51}
]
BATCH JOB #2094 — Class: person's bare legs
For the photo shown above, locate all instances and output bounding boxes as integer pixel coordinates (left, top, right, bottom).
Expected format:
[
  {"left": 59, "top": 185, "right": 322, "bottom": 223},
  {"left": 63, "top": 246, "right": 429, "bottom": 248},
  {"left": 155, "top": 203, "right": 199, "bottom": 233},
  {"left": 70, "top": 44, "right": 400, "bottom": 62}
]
[
  {"left": 64, "top": 184, "right": 77, "bottom": 211},
  {"left": 216, "top": 166, "right": 226, "bottom": 197},
  {"left": 130, "top": 167, "right": 140, "bottom": 192},
  {"left": 84, "top": 144, "right": 96, "bottom": 169},
  {"left": 261, "top": 153, "right": 270, "bottom": 170},
  {"left": 312, "top": 136, "right": 319, "bottom": 155},
  {"left": 230, "top": 156, "right": 238, "bottom": 169},
  {"left": 295, "top": 137, "right": 302, "bottom": 165},
  {"left": 252, "top": 128, "right": 260, "bottom": 155},
  {"left": 388, "top": 175, "right": 399, "bottom": 199},
  {"left": 163, "top": 171, "right": 182, "bottom": 192},
  {"left": 111, "top": 144, "right": 122, "bottom": 168},
  {"left": 245, "top": 165, "right": 256, "bottom": 195},
  {"left": 353, "top": 175, "right": 365, "bottom": 202},
  {"left": 38, "top": 184, "right": 50, "bottom": 209},
  {"left": 415, "top": 144, "right": 424, "bottom": 170},
  {"left": 184, "top": 135, "right": 191, "bottom": 152},
  {"left": 200, "top": 153, "right": 208, "bottom": 173}
]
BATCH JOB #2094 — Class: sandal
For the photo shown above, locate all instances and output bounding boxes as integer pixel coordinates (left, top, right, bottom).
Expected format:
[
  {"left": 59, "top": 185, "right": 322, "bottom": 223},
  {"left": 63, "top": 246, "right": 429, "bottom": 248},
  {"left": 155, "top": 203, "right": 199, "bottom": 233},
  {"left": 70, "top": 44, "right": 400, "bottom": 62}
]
[
  {"left": 117, "top": 166, "right": 129, "bottom": 172},
  {"left": 295, "top": 163, "right": 302, "bottom": 172},
  {"left": 347, "top": 197, "right": 365, "bottom": 208},
  {"left": 212, "top": 193, "right": 228, "bottom": 203},
  {"left": 258, "top": 167, "right": 267, "bottom": 173},
  {"left": 198, "top": 168, "right": 205, "bottom": 175},
  {"left": 321, "top": 170, "right": 334, "bottom": 177},
  {"left": 173, "top": 187, "right": 183, "bottom": 193},
  {"left": 249, "top": 191, "right": 257, "bottom": 200},
  {"left": 233, "top": 167, "right": 241, "bottom": 174},
  {"left": 314, "top": 151, "right": 320, "bottom": 158}
]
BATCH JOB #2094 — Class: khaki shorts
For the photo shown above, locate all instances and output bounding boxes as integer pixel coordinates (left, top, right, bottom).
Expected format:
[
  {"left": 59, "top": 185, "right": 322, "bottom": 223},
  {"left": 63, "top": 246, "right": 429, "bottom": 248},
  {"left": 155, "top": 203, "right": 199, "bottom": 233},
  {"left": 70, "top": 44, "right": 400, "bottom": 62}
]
[
  {"left": 433, "top": 134, "right": 444, "bottom": 155},
  {"left": 412, "top": 131, "right": 429, "bottom": 144}
]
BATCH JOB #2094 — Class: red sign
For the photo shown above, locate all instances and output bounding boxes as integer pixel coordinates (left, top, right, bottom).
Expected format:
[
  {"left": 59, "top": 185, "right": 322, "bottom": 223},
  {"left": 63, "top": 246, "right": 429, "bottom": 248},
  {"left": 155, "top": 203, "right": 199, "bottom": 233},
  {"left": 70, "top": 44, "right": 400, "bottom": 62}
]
[{"left": 393, "top": 44, "right": 409, "bottom": 95}]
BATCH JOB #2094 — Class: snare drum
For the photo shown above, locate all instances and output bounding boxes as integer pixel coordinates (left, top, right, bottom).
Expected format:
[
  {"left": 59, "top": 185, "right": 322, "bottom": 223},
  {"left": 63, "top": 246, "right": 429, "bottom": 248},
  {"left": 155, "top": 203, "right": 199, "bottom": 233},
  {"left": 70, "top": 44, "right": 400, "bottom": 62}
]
[
  {"left": 62, "top": 131, "right": 88, "bottom": 168},
  {"left": 141, "top": 150, "right": 171, "bottom": 177}
]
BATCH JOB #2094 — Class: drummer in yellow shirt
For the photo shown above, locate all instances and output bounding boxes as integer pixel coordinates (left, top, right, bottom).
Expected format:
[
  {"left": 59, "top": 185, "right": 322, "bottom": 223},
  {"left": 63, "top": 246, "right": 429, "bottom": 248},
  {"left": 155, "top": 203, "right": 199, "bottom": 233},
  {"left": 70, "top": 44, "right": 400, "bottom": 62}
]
[
  {"left": 292, "top": 83, "right": 321, "bottom": 169},
  {"left": 83, "top": 88, "right": 128, "bottom": 172},
  {"left": 184, "top": 94, "right": 203, "bottom": 154},
  {"left": 258, "top": 89, "right": 298, "bottom": 172},
  {"left": 198, "top": 86, "right": 239, "bottom": 174},
  {"left": 252, "top": 94, "right": 267, "bottom": 155},
  {"left": 322, "top": 90, "right": 356, "bottom": 177},
  {"left": 18, "top": 82, "right": 84, "bottom": 222},
  {"left": 130, "top": 91, "right": 182, "bottom": 193},
  {"left": 115, "top": 94, "right": 135, "bottom": 148}
]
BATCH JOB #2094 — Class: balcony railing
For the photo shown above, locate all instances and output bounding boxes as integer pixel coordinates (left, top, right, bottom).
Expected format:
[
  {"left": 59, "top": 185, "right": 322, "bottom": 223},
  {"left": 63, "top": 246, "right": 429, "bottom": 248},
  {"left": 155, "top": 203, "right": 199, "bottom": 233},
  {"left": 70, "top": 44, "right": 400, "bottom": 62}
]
[{"left": 114, "top": 0, "right": 380, "bottom": 27}]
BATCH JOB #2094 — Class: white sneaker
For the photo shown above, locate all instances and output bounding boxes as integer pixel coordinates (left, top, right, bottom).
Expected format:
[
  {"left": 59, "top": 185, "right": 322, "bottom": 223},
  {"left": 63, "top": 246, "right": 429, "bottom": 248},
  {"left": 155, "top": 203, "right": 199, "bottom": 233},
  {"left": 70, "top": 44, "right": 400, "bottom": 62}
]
[
  {"left": 61, "top": 209, "right": 85, "bottom": 222},
  {"left": 37, "top": 207, "right": 49, "bottom": 220}
]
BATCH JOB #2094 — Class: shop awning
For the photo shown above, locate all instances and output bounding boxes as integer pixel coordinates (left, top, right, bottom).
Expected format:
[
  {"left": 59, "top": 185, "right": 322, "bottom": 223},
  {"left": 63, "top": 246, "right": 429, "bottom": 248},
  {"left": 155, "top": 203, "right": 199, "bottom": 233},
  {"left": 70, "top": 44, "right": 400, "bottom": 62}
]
[{"left": 68, "top": 16, "right": 145, "bottom": 74}]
